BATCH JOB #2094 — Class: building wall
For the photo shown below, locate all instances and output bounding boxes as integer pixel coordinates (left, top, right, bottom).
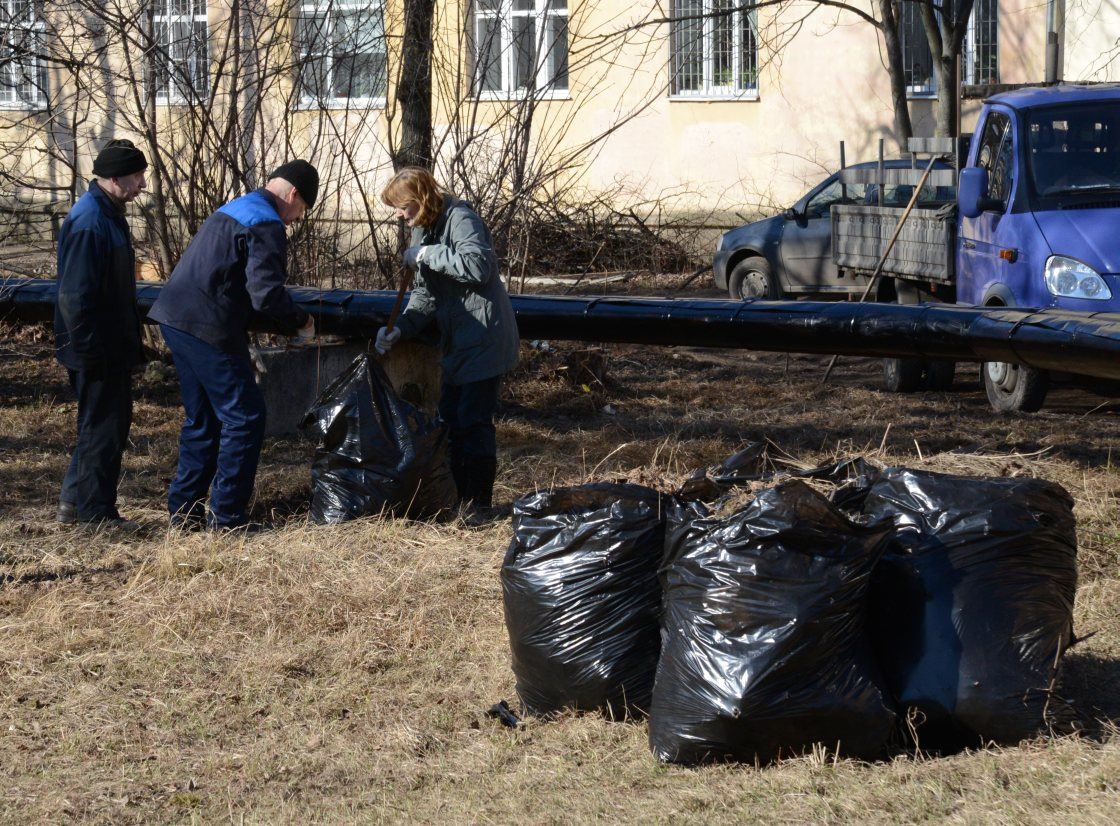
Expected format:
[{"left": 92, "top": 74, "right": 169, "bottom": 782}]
[
  {"left": 1, "top": 0, "right": 1118, "bottom": 235},
  {"left": 1064, "top": 0, "right": 1120, "bottom": 80}
]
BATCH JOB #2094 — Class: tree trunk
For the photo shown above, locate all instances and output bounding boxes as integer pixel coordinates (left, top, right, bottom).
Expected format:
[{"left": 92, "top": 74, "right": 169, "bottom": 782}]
[
  {"left": 395, "top": 0, "right": 435, "bottom": 170},
  {"left": 934, "top": 53, "right": 957, "bottom": 137},
  {"left": 878, "top": 0, "right": 913, "bottom": 146},
  {"left": 141, "top": 4, "right": 176, "bottom": 277}
]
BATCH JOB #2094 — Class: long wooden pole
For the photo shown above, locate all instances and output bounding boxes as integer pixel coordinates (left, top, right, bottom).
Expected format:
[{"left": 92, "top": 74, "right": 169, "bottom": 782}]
[{"left": 384, "top": 267, "right": 415, "bottom": 334}]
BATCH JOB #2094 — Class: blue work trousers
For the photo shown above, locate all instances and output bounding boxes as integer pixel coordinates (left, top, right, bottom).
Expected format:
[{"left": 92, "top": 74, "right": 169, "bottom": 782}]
[
  {"left": 160, "top": 324, "right": 266, "bottom": 527},
  {"left": 60, "top": 368, "right": 133, "bottom": 520}
]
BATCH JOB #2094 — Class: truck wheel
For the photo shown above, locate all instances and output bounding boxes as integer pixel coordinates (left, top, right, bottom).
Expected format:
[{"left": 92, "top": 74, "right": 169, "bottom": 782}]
[
  {"left": 983, "top": 361, "right": 1049, "bottom": 413},
  {"left": 882, "top": 358, "right": 923, "bottom": 393},
  {"left": 728, "top": 257, "right": 780, "bottom": 300},
  {"left": 924, "top": 360, "right": 956, "bottom": 391}
]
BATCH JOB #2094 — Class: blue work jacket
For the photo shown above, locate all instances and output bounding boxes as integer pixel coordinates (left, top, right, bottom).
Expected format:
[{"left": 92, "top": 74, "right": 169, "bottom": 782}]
[
  {"left": 54, "top": 181, "right": 144, "bottom": 372},
  {"left": 149, "top": 189, "right": 309, "bottom": 354}
]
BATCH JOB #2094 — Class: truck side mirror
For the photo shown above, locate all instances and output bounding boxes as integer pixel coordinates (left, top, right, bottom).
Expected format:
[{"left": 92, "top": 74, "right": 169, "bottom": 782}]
[
  {"left": 782, "top": 207, "right": 799, "bottom": 221},
  {"left": 959, "top": 167, "right": 1003, "bottom": 217}
]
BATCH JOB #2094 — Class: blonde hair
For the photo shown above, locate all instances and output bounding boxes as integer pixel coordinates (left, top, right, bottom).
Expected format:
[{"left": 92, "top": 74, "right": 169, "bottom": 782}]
[{"left": 380, "top": 167, "right": 444, "bottom": 228}]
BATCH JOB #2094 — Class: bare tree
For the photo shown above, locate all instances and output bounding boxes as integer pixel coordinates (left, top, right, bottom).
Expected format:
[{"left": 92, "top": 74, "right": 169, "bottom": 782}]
[{"left": 914, "top": 0, "right": 976, "bottom": 136}]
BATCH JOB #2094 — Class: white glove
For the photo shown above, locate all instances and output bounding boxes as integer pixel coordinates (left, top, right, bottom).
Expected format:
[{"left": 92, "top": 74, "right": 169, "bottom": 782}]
[
  {"left": 375, "top": 325, "right": 402, "bottom": 355},
  {"left": 297, "top": 316, "right": 316, "bottom": 342}
]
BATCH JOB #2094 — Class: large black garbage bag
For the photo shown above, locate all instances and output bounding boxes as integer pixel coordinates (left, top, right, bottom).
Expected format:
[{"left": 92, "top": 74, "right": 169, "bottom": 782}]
[
  {"left": 651, "top": 481, "right": 896, "bottom": 765},
  {"left": 863, "top": 468, "right": 1078, "bottom": 750},
  {"left": 502, "top": 483, "right": 665, "bottom": 718},
  {"left": 300, "top": 355, "right": 457, "bottom": 523}
]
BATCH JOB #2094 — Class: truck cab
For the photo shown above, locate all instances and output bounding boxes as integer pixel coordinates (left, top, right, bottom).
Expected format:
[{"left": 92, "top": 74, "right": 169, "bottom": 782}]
[{"left": 957, "top": 84, "right": 1120, "bottom": 410}]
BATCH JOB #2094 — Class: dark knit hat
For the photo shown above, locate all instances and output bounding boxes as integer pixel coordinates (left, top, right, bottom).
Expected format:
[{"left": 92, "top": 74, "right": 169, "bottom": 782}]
[
  {"left": 92, "top": 139, "right": 148, "bottom": 178},
  {"left": 269, "top": 160, "right": 319, "bottom": 208}
]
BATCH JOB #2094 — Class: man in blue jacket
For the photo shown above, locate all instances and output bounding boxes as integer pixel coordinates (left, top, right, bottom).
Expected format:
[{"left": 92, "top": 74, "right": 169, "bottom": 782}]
[
  {"left": 55, "top": 139, "right": 148, "bottom": 530},
  {"left": 149, "top": 161, "right": 317, "bottom": 531}
]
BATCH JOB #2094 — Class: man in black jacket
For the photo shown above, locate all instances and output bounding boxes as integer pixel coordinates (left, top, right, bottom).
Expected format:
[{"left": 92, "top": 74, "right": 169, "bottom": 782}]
[
  {"left": 55, "top": 139, "right": 149, "bottom": 530},
  {"left": 149, "top": 161, "right": 317, "bottom": 531}
]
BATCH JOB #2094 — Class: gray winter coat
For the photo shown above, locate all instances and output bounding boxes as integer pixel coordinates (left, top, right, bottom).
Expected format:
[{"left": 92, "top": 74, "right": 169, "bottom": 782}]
[{"left": 395, "top": 196, "right": 520, "bottom": 385}]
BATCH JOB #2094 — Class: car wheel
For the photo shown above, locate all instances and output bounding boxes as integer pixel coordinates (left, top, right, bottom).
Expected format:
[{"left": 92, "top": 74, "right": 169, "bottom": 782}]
[
  {"left": 882, "top": 357, "right": 923, "bottom": 393},
  {"left": 728, "top": 257, "right": 780, "bottom": 300},
  {"left": 983, "top": 361, "right": 1048, "bottom": 413}
]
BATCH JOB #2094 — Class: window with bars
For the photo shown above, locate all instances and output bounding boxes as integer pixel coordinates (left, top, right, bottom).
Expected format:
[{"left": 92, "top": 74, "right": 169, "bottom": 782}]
[
  {"left": 471, "top": 1, "right": 569, "bottom": 97},
  {"left": 297, "top": 1, "right": 387, "bottom": 106},
  {"left": 963, "top": 0, "right": 998, "bottom": 85},
  {"left": 670, "top": 1, "right": 758, "bottom": 98},
  {"left": 0, "top": 0, "right": 46, "bottom": 108},
  {"left": 900, "top": 2, "right": 934, "bottom": 96},
  {"left": 901, "top": 0, "right": 999, "bottom": 96},
  {"left": 152, "top": 0, "right": 210, "bottom": 103}
]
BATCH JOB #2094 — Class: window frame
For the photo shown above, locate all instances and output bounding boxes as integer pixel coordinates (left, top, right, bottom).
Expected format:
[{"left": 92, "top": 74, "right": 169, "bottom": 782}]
[
  {"left": 669, "top": 0, "right": 760, "bottom": 101},
  {"left": 151, "top": 0, "right": 211, "bottom": 106},
  {"left": 470, "top": 0, "right": 570, "bottom": 101},
  {"left": 0, "top": 0, "right": 47, "bottom": 111},
  {"left": 900, "top": 1, "right": 936, "bottom": 99},
  {"left": 295, "top": 0, "right": 388, "bottom": 110},
  {"left": 902, "top": 2, "right": 1000, "bottom": 99},
  {"left": 962, "top": 0, "right": 999, "bottom": 86}
]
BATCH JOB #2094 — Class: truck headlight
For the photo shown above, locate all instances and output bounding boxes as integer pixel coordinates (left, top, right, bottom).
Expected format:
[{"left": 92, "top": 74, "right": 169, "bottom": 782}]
[{"left": 1044, "top": 255, "right": 1112, "bottom": 300}]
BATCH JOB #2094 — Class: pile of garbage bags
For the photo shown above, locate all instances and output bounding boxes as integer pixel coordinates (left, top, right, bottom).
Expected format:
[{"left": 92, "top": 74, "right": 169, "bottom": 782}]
[
  {"left": 501, "top": 447, "right": 1078, "bottom": 765},
  {"left": 301, "top": 355, "right": 457, "bottom": 523}
]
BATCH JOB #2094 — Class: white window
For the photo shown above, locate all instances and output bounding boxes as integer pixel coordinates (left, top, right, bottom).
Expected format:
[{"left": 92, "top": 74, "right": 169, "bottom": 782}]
[
  {"left": 471, "top": 1, "right": 569, "bottom": 98},
  {"left": 963, "top": 0, "right": 998, "bottom": 85},
  {"left": 902, "top": 1, "right": 999, "bottom": 97},
  {"left": 0, "top": 0, "right": 46, "bottom": 109},
  {"left": 297, "top": 1, "right": 386, "bottom": 107},
  {"left": 900, "top": 2, "right": 935, "bottom": 97},
  {"left": 670, "top": 1, "right": 758, "bottom": 99},
  {"left": 152, "top": 0, "right": 210, "bottom": 104}
]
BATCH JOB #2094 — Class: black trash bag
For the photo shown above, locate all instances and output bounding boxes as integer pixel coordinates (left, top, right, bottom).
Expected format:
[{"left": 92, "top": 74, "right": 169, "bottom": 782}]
[
  {"left": 502, "top": 483, "right": 665, "bottom": 718},
  {"left": 650, "top": 481, "right": 896, "bottom": 765},
  {"left": 863, "top": 468, "right": 1078, "bottom": 750},
  {"left": 300, "top": 354, "right": 457, "bottom": 523}
]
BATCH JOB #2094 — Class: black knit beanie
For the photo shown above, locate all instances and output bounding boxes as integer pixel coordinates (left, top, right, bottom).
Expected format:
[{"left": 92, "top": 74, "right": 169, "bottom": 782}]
[
  {"left": 92, "top": 139, "right": 148, "bottom": 178},
  {"left": 269, "top": 160, "right": 319, "bottom": 208}
]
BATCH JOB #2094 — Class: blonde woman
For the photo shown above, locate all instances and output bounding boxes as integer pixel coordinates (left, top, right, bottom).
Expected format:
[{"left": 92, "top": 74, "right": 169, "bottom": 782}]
[{"left": 377, "top": 167, "right": 519, "bottom": 513}]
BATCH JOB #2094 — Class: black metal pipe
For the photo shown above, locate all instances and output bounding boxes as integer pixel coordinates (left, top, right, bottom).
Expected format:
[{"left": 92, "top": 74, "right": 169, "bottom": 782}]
[{"left": 5, "top": 277, "right": 1120, "bottom": 380}]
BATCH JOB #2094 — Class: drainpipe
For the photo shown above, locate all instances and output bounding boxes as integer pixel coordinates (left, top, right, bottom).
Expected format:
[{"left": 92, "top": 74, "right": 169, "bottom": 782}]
[{"left": 1045, "top": 0, "right": 1065, "bottom": 83}]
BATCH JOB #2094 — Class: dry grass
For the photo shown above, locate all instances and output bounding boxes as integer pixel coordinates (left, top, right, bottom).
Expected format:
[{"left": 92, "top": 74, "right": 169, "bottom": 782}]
[{"left": 3, "top": 334, "right": 1120, "bottom": 823}]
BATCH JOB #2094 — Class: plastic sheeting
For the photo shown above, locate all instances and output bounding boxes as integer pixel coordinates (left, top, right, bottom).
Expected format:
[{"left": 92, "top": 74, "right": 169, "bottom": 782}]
[
  {"left": 300, "top": 354, "right": 457, "bottom": 523},
  {"left": 863, "top": 468, "right": 1078, "bottom": 750},
  {"left": 501, "top": 483, "right": 665, "bottom": 718},
  {"left": 650, "top": 481, "right": 896, "bottom": 765}
]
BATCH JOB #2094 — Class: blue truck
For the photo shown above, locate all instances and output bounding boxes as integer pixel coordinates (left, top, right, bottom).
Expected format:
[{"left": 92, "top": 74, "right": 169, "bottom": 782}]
[{"left": 716, "top": 83, "right": 1120, "bottom": 412}]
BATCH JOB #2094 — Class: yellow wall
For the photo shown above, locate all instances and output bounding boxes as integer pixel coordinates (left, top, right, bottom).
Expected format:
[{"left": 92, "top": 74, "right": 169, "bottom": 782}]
[{"left": 2, "top": 0, "right": 1118, "bottom": 230}]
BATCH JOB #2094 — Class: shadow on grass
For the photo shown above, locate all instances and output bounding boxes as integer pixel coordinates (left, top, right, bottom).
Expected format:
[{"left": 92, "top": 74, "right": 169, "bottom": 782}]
[{"left": 1060, "top": 651, "right": 1120, "bottom": 739}]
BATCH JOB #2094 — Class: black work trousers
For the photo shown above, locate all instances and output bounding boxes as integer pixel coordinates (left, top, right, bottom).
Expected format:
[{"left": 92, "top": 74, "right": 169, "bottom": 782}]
[
  {"left": 60, "top": 368, "right": 133, "bottom": 520},
  {"left": 438, "top": 375, "right": 500, "bottom": 464},
  {"left": 438, "top": 375, "right": 501, "bottom": 507}
]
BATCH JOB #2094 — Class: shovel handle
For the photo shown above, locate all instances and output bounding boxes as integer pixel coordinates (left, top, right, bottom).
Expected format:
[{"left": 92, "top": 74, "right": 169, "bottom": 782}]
[{"left": 385, "top": 267, "right": 415, "bottom": 334}]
